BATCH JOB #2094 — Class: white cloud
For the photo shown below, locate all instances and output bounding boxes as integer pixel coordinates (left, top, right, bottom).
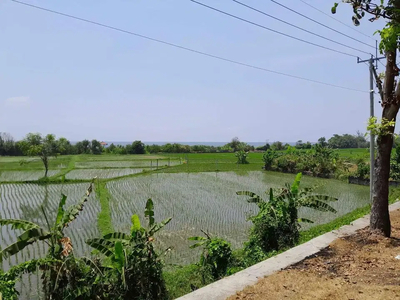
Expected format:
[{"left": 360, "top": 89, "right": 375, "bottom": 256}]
[{"left": 4, "top": 96, "right": 31, "bottom": 108}]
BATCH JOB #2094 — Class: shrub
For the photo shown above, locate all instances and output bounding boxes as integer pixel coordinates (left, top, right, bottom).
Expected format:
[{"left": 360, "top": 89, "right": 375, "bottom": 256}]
[
  {"left": 235, "top": 150, "right": 249, "bottom": 164},
  {"left": 262, "top": 149, "right": 278, "bottom": 170},
  {"left": 189, "top": 231, "right": 232, "bottom": 282},
  {"left": 87, "top": 199, "right": 171, "bottom": 300},
  {"left": 354, "top": 159, "right": 370, "bottom": 180},
  {"left": 237, "top": 173, "right": 337, "bottom": 254}
]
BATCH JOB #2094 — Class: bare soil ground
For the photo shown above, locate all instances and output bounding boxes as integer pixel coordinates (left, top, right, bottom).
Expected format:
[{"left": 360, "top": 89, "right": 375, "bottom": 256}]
[{"left": 229, "top": 209, "right": 400, "bottom": 300}]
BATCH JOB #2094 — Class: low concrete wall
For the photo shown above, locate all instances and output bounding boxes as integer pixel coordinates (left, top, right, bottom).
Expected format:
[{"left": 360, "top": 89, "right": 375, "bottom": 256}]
[{"left": 177, "top": 201, "right": 400, "bottom": 300}]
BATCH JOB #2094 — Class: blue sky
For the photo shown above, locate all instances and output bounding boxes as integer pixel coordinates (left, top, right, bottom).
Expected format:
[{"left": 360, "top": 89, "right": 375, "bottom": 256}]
[{"left": 0, "top": 0, "right": 386, "bottom": 143}]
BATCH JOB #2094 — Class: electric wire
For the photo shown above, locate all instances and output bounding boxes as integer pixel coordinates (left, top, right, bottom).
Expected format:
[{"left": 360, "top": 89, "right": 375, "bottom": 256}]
[
  {"left": 190, "top": 0, "right": 363, "bottom": 58},
  {"left": 231, "top": 0, "right": 372, "bottom": 55},
  {"left": 271, "top": 0, "right": 375, "bottom": 48},
  {"left": 298, "top": 0, "right": 375, "bottom": 41},
  {"left": 10, "top": 0, "right": 368, "bottom": 93}
]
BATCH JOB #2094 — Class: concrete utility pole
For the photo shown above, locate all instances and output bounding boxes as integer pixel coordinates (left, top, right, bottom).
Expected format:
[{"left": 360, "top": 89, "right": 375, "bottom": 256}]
[{"left": 357, "top": 54, "right": 385, "bottom": 203}]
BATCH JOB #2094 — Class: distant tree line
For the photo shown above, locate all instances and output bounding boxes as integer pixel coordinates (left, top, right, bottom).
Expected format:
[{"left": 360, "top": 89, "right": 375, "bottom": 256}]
[
  {"left": 255, "top": 132, "right": 370, "bottom": 151},
  {"left": 0, "top": 132, "right": 374, "bottom": 157},
  {"left": 0, "top": 132, "right": 146, "bottom": 156}
]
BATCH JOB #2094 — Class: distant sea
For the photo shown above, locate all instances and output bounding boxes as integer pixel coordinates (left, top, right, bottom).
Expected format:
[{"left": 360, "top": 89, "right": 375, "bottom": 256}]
[{"left": 103, "top": 141, "right": 297, "bottom": 147}]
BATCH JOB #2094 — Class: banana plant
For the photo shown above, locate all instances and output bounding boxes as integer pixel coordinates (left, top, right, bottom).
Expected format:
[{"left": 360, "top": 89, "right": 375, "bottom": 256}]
[
  {"left": 237, "top": 172, "right": 337, "bottom": 225},
  {"left": 0, "top": 182, "right": 94, "bottom": 262},
  {"left": 87, "top": 199, "right": 171, "bottom": 256},
  {"left": 237, "top": 173, "right": 337, "bottom": 252},
  {"left": 86, "top": 198, "right": 171, "bottom": 299}
]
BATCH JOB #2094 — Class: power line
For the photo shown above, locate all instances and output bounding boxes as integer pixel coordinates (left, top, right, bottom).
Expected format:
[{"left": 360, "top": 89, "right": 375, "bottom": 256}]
[
  {"left": 271, "top": 0, "right": 375, "bottom": 49},
  {"left": 10, "top": 0, "right": 368, "bottom": 93},
  {"left": 190, "top": 0, "right": 366, "bottom": 58},
  {"left": 231, "top": 0, "right": 371, "bottom": 55},
  {"left": 298, "top": 0, "right": 375, "bottom": 41}
]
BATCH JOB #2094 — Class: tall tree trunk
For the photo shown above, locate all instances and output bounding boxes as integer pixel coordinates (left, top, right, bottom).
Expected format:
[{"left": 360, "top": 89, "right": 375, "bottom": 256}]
[
  {"left": 370, "top": 51, "right": 400, "bottom": 237},
  {"left": 42, "top": 156, "right": 49, "bottom": 178}
]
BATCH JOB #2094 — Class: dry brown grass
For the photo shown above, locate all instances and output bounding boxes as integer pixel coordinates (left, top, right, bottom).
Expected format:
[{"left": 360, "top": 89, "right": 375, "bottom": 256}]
[{"left": 228, "top": 210, "right": 400, "bottom": 300}]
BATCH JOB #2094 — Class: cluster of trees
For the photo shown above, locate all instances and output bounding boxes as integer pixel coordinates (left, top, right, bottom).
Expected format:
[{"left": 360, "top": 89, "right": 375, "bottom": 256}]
[
  {"left": 0, "top": 132, "right": 146, "bottom": 156},
  {"left": 1, "top": 133, "right": 372, "bottom": 159},
  {"left": 146, "top": 137, "right": 255, "bottom": 154},
  {"left": 324, "top": 132, "right": 369, "bottom": 149},
  {"left": 262, "top": 145, "right": 343, "bottom": 179},
  {"left": 256, "top": 133, "right": 369, "bottom": 152}
]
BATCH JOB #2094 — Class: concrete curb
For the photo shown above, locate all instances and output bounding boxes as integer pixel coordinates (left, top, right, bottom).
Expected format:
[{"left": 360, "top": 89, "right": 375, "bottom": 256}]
[{"left": 176, "top": 201, "right": 400, "bottom": 300}]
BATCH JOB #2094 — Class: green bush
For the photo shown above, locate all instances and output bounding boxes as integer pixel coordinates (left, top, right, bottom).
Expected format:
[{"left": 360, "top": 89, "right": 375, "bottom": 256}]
[
  {"left": 189, "top": 231, "right": 232, "bottom": 282},
  {"left": 237, "top": 173, "right": 337, "bottom": 254},
  {"left": 87, "top": 199, "right": 171, "bottom": 300},
  {"left": 235, "top": 150, "right": 249, "bottom": 164},
  {"left": 262, "top": 149, "right": 278, "bottom": 170}
]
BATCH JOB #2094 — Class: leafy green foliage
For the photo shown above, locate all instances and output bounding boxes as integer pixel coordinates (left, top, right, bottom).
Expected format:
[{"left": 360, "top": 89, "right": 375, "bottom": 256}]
[
  {"left": 262, "top": 149, "right": 278, "bottom": 170},
  {"left": 237, "top": 173, "right": 337, "bottom": 255},
  {"left": 235, "top": 150, "right": 249, "bottom": 164},
  {"left": 262, "top": 144, "right": 344, "bottom": 178},
  {"left": 86, "top": 198, "right": 171, "bottom": 300},
  {"left": 19, "top": 133, "right": 58, "bottom": 177},
  {"left": 189, "top": 231, "right": 232, "bottom": 282},
  {"left": 352, "top": 159, "right": 370, "bottom": 180},
  {"left": 0, "top": 183, "right": 95, "bottom": 299}
]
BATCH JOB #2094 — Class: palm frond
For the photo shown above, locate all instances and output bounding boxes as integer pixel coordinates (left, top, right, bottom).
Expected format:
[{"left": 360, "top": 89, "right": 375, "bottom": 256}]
[
  {"left": 0, "top": 219, "right": 39, "bottom": 231},
  {"left": 55, "top": 194, "right": 67, "bottom": 227},
  {"left": 301, "top": 195, "right": 338, "bottom": 203},
  {"left": 0, "top": 232, "right": 47, "bottom": 262},
  {"left": 298, "top": 218, "right": 314, "bottom": 223},
  {"left": 103, "top": 232, "right": 130, "bottom": 241},
  {"left": 149, "top": 217, "right": 172, "bottom": 235},
  {"left": 299, "top": 198, "right": 337, "bottom": 213},
  {"left": 86, "top": 238, "right": 114, "bottom": 257},
  {"left": 131, "top": 214, "right": 141, "bottom": 236},
  {"left": 291, "top": 173, "right": 302, "bottom": 195},
  {"left": 61, "top": 183, "right": 93, "bottom": 228}
]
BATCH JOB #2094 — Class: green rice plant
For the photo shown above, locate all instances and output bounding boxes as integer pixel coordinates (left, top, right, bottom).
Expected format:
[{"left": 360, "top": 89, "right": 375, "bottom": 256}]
[
  {"left": 66, "top": 168, "right": 143, "bottom": 180},
  {"left": 237, "top": 173, "right": 337, "bottom": 255},
  {"left": 0, "top": 171, "right": 60, "bottom": 182}
]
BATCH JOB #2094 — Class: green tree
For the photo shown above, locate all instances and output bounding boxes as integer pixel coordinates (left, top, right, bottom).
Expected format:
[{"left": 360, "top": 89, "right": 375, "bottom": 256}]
[
  {"left": 91, "top": 139, "right": 103, "bottom": 155},
  {"left": 227, "top": 137, "right": 241, "bottom": 152},
  {"left": 333, "top": 0, "right": 400, "bottom": 236},
  {"left": 81, "top": 139, "right": 91, "bottom": 154},
  {"left": 56, "top": 137, "right": 72, "bottom": 155},
  {"left": 318, "top": 137, "right": 328, "bottom": 147},
  {"left": 20, "top": 133, "right": 57, "bottom": 177},
  {"left": 271, "top": 141, "right": 284, "bottom": 151},
  {"left": 130, "top": 140, "right": 146, "bottom": 154}
]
